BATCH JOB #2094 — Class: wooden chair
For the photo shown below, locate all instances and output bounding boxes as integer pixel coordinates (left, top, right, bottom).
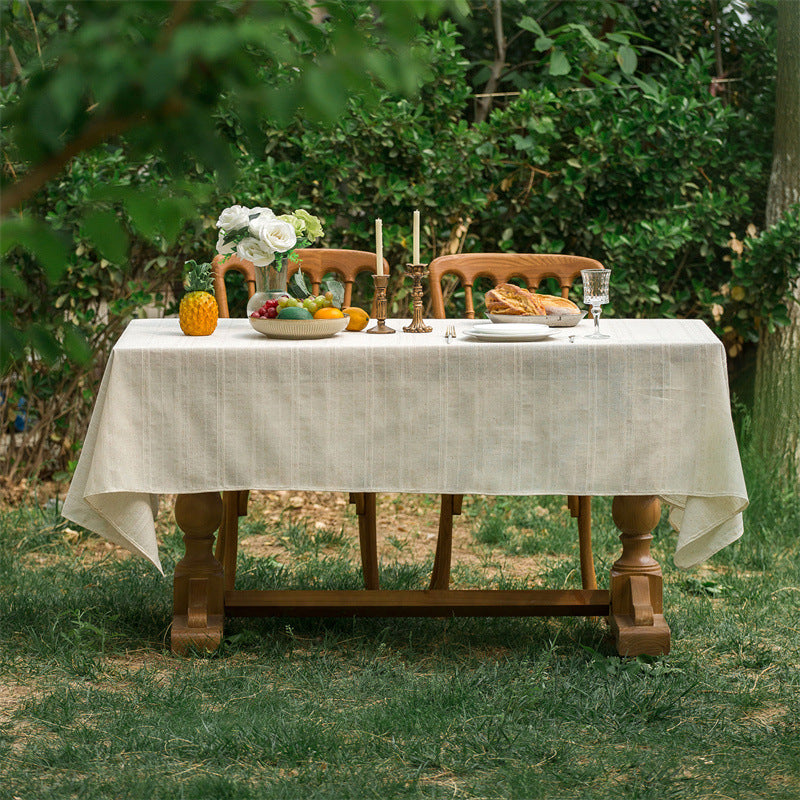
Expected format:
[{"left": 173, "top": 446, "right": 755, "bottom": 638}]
[
  {"left": 213, "top": 248, "right": 387, "bottom": 317},
  {"left": 211, "top": 248, "right": 389, "bottom": 593},
  {"left": 427, "top": 252, "right": 604, "bottom": 592}
]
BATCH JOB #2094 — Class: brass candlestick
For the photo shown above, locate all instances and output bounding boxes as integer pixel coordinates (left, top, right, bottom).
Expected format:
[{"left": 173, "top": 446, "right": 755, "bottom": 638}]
[
  {"left": 403, "top": 263, "right": 432, "bottom": 333},
  {"left": 366, "top": 274, "right": 395, "bottom": 334}
]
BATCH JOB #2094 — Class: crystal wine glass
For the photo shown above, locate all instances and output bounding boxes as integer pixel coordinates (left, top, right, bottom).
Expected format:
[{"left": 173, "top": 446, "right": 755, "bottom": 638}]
[{"left": 581, "top": 269, "right": 611, "bottom": 339}]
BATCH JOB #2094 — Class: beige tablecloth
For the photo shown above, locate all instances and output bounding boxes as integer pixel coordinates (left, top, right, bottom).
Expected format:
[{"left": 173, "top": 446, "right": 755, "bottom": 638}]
[{"left": 63, "top": 318, "right": 748, "bottom": 573}]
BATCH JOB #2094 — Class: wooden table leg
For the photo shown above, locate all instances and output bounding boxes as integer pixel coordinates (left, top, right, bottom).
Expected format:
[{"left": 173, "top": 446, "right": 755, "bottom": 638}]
[
  {"left": 430, "top": 494, "right": 463, "bottom": 590},
  {"left": 171, "top": 492, "right": 225, "bottom": 655},
  {"left": 349, "top": 492, "right": 379, "bottom": 590},
  {"left": 609, "top": 495, "right": 671, "bottom": 656}
]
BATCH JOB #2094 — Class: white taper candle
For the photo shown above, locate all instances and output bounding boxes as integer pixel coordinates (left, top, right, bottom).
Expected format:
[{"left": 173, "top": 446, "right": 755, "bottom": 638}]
[
  {"left": 412, "top": 209, "right": 420, "bottom": 264},
  {"left": 375, "top": 218, "right": 383, "bottom": 276}
]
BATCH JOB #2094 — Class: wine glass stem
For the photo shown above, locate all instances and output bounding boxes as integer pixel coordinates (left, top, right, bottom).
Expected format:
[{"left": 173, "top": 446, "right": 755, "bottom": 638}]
[{"left": 592, "top": 305, "right": 601, "bottom": 335}]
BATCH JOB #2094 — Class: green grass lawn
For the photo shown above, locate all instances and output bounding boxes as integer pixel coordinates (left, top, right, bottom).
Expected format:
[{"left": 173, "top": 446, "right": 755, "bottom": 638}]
[{"left": 1, "top": 451, "right": 798, "bottom": 799}]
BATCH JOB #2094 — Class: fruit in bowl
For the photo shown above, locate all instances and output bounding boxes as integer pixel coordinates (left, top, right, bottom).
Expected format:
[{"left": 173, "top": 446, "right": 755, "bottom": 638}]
[
  {"left": 249, "top": 310, "right": 349, "bottom": 339},
  {"left": 248, "top": 293, "right": 349, "bottom": 338},
  {"left": 313, "top": 307, "right": 345, "bottom": 320},
  {"left": 250, "top": 298, "right": 280, "bottom": 319},
  {"left": 278, "top": 306, "right": 313, "bottom": 320},
  {"left": 250, "top": 292, "right": 340, "bottom": 320}
]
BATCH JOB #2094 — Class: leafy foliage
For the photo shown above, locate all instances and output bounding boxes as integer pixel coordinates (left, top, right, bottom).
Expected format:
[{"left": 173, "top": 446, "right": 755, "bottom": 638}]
[
  {"left": 1, "top": 148, "right": 192, "bottom": 479},
  {"left": 725, "top": 206, "right": 800, "bottom": 338},
  {"left": 1, "top": 0, "right": 453, "bottom": 365},
  {"left": 471, "top": 53, "right": 764, "bottom": 324},
  {"left": 0, "top": 0, "right": 455, "bottom": 480},
  {"left": 0, "top": 2, "right": 788, "bottom": 480},
  {"left": 459, "top": 0, "right": 647, "bottom": 100},
  {"left": 182, "top": 260, "right": 214, "bottom": 295}
]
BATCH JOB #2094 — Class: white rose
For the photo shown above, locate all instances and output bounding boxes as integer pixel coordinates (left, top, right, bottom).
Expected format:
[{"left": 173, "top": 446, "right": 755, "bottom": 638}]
[
  {"left": 250, "top": 217, "right": 297, "bottom": 254},
  {"left": 249, "top": 206, "right": 275, "bottom": 221},
  {"left": 236, "top": 237, "right": 276, "bottom": 267},
  {"left": 216, "top": 205, "right": 251, "bottom": 232},
  {"left": 216, "top": 232, "right": 235, "bottom": 255}
]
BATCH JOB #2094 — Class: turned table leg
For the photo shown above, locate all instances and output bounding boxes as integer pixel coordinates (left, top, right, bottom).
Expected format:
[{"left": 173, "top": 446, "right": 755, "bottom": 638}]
[
  {"left": 171, "top": 492, "right": 225, "bottom": 655},
  {"left": 349, "top": 492, "right": 380, "bottom": 590},
  {"left": 609, "top": 495, "right": 671, "bottom": 656}
]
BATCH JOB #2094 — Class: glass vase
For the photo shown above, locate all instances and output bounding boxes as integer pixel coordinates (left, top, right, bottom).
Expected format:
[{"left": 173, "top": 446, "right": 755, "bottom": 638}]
[{"left": 246, "top": 263, "right": 289, "bottom": 316}]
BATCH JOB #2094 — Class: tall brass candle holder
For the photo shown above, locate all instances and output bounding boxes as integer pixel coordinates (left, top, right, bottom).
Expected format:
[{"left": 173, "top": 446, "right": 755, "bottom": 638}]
[
  {"left": 366, "top": 274, "right": 395, "bottom": 334},
  {"left": 403, "top": 263, "right": 432, "bottom": 333}
]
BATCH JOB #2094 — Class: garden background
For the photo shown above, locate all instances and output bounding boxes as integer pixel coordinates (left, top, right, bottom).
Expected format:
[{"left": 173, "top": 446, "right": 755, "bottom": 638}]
[
  {"left": 2, "top": 0, "right": 798, "bottom": 489},
  {"left": 1, "top": 2, "right": 799, "bottom": 797}
]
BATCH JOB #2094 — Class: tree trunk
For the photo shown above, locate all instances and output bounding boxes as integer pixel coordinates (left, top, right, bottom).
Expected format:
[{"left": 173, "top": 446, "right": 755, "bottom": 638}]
[
  {"left": 753, "top": 280, "right": 800, "bottom": 485},
  {"left": 752, "top": 0, "right": 800, "bottom": 490}
]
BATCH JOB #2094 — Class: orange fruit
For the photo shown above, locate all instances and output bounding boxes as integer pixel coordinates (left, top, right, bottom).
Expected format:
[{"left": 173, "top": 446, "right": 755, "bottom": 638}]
[
  {"left": 342, "top": 306, "right": 369, "bottom": 331},
  {"left": 313, "top": 307, "right": 345, "bottom": 320}
]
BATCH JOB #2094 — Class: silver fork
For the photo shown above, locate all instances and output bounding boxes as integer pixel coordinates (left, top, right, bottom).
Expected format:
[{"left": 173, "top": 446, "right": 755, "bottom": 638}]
[{"left": 445, "top": 323, "right": 456, "bottom": 343}]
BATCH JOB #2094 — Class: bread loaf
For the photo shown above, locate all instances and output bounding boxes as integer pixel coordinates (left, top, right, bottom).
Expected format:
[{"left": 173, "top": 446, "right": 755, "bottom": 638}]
[
  {"left": 485, "top": 283, "right": 546, "bottom": 316},
  {"left": 536, "top": 294, "right": 580, "bottom": 315}
]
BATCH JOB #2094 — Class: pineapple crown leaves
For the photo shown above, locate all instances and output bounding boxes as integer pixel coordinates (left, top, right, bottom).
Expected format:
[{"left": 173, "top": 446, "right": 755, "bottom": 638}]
[{"left": 183, "top": 260, "right": 215, "bottom": 295}]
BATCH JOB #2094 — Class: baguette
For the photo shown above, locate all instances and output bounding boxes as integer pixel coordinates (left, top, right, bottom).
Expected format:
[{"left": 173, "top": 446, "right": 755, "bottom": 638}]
[
  {"left": 536, "top": 294, "right": 580, "bottom": 315},
  {"left": 485, "top": 283, "right": 546, "bottom": 316}
]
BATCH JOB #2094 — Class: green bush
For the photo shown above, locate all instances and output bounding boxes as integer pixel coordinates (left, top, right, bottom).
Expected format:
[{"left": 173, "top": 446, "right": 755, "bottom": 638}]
[
  {"left": 725, "top": 206, "right": 800, "bottom": 341},
  {"left": 216, "top": 20, "right": 487, "bottom": 313},
  {"left": 1, "top": 10, "right": 789, "bottom": 482},
  {"left": 467, "top": 51, "right": 768, "bottom": 327},
  {"left": 0, "top": 148, "right": 204, "bottom": 480}
]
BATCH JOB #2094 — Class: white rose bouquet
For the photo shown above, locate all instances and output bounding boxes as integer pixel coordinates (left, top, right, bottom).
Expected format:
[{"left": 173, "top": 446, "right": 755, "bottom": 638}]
[{"left": 215, "top": 204, "right": 324, "bottom": 271}]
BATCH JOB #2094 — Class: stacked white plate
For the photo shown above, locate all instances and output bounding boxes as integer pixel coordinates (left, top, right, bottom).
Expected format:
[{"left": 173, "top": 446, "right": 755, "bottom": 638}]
[{"left": 462, "top": 322, "right": 555, "bottom": 342}]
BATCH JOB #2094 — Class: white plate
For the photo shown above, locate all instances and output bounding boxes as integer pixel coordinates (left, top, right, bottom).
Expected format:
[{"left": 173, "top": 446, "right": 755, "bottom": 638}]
[
  {"left": 488, "top": 311, "right": 587, "bottom": 328},
  {"left": 249, "top": 315, "right": 349, "bottom": 339},
  {"left": 464, "top": 322, "right": 555, "bottom": 342}
]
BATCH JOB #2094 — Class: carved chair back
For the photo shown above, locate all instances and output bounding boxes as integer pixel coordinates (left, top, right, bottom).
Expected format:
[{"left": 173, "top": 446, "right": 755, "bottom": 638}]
[
  {"left": 427, "top": 253, "right": 604, "bottom": 319},
  {"left": 212, "top": 249, "right": 390, "bottom": 317}
]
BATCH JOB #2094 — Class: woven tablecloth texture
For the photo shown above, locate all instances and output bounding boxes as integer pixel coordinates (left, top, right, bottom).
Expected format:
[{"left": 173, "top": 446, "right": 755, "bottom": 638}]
[{"left": 64, "top": 317, "right": 748, "bottom": 573}]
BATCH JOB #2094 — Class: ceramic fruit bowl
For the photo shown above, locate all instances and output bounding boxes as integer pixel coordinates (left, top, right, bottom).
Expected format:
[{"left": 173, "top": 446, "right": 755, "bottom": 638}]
[{"left": 248, "top": 316, "right": 349, "bottom": 340}]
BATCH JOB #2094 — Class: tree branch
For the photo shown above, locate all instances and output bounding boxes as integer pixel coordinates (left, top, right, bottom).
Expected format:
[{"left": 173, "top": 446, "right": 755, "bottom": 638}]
[
  {"left": 709, "top": 0, "right": 727, "bottom": 103},
  {"left": 158, "top": 0, "right": 195, "bottom": 49},
  {"left": 474, "top": 0, "right": 507, "bottom": 124},
  {"left": 1, "top": 0, "right": 196, "bottom": 218},
  {"left": 0, "top": 112, "right": 143, "bottom": 217}
]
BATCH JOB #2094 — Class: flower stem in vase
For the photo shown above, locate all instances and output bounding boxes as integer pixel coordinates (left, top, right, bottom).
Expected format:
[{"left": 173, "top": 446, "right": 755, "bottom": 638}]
[{"left": 247, "top": 262, "right": 290, "bottom": 316}]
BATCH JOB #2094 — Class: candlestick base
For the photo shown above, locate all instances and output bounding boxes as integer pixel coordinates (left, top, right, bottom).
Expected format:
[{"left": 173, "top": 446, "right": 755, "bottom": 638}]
[
  {"left": 403, "top": 263, "right": 432, "bottom": 333},
  {"left": 366, "top": 321, "right": 396, "bottom": 334},
  {"left": 366, "top": 274, "right": 395, "bottom": 334}
]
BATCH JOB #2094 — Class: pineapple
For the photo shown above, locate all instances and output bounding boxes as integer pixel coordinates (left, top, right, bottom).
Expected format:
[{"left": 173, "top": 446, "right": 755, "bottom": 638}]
[{"left": 179, "top": 260, "right": 218, "bottom": 336}]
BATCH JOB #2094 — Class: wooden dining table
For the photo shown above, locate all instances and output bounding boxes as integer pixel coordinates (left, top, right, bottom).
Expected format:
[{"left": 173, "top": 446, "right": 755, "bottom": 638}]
[{"left": 63, "top": 316, "right": 748, "bottom": 657}]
